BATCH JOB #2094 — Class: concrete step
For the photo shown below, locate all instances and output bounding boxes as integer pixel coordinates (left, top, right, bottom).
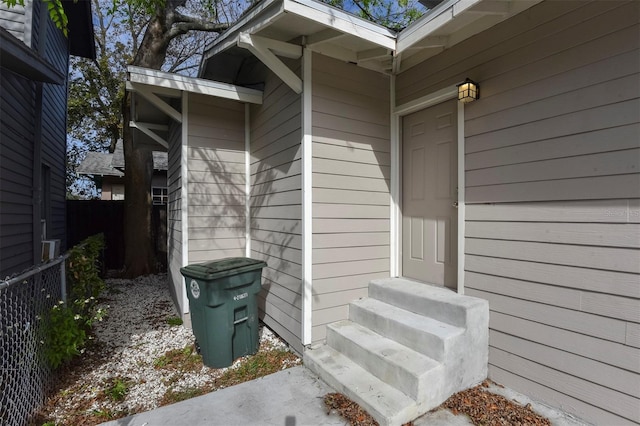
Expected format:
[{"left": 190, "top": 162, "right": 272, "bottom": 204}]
[
  {"left": 349, "top": 297, "right": 464, "bottom": 362},
  {"left": 369, "top": 278, "right": 487, "bottom": 328},
  {"left": 304, "top": 344, "right": 419, "bottom": 426},
  {"left": 326, "top": 320, "right": 444, "bottom": 402}
]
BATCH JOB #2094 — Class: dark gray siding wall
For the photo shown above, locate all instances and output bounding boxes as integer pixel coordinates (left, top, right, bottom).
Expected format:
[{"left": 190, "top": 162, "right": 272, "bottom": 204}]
[
  {"left": 250, "top": 62, "right": 303, "bottom": 354},
  {"left": 167, "top": 119, "right": 183, "bottom": 314},
  {"left": 0, "top": 71, "right": 37, "bottom": 277},
  {"left": 0, "top": 8, "right": 69, "bottom": 277},
  {"left": 396, "top": 1, "right": 639, "bottom": 424},
  {"left": 310, "top": 53, "right": 391, "bottom": 342},
  {"left": 40, "top": 17, "right": 69, "bottom": 247}
]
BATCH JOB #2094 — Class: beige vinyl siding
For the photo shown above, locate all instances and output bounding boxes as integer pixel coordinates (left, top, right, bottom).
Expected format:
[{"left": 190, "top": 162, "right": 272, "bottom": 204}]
[
  {"left": 396, "top": 1, "right": 640, "bottom": 424},
  {"left": 250, "top": 61, "right": 303, "bottom": 354},
  {"left": 187, "top": 94, "right": 246, "bottom": 264},
  {"left": 167, "top": 119, "right": 184, "bottom": 314},
  {"left": 311, "top": 53, "right": 391, "bottom": 343}
]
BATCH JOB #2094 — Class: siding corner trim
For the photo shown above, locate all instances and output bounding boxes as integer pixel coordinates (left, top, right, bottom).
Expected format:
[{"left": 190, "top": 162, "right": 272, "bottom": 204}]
[{"left": 301, "top": 47, "right": 313, "bottom": 345}]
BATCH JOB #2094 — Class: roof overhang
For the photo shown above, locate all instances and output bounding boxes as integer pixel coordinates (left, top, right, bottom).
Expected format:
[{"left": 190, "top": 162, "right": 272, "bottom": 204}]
[
  {"left": 395, "top": 0, "right": 543, "bottom": 73},
  {"left": 125, "top": 66, "right": 263, "bottom": 150},
  {"left": 200, "top": 0, "right": 397, "bottom": 82},
  {"left": 0, "top": 28, "right": 64, "bottom": 84},
  {"left": 63, "top": 0, "right": 96, "bottom": 59},
  {"left": 201, "top": 0, "right": 543, "bottom": 77}
]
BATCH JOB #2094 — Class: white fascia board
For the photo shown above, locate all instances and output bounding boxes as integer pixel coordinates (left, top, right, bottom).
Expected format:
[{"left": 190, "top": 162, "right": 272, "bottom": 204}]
[
  {"left": 202, "top": 0, "right": 284, "bottom": 62},
  {"left": 127, "top": 66, "right": 263, "bottom": 104},
  {"left": 285, "top": 0, "right": 396, "bottom": 50},
  {"left": 397, "top": 0, "right": 485, "bottom": 53}
]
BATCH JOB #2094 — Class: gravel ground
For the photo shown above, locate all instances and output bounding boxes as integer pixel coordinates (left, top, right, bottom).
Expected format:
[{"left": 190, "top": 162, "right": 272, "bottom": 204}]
[{"left": 37, "top": 273, "right": 300, "bottom": 425}]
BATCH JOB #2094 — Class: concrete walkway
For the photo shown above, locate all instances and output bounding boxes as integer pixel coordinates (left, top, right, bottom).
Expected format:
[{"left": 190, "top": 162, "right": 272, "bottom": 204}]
[
  {"left": 102, "top": 366, "right": 590, "bottom": 426},
  {"left": 101, "top": 366, "right": 344, "bottom": 426}
]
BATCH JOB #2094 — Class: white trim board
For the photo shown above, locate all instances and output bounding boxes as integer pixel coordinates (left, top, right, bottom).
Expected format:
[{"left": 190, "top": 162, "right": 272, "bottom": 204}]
[
  {"left": 245, "top": 104, "right": 252, "bottom": 257},
  {"left": 128, "top": 66, "right": 263, "bottom": 104},
  {"left": 389, "top": 75, "right": 400, "bottom": 277},
  {"left": 301, "top": 47, "right": 313, "bottom": 345},
  {"left": 393, "top": 86, "right": 466, "bottom": 294},
  {"left": 181, "top": 92, "right": 190, "bottom": 313},
  {"left": 284, "top": 0, "right": 395, "bottom": 50}
]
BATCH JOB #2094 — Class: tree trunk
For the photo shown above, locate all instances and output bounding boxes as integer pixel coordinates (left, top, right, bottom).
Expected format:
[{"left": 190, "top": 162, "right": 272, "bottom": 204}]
[
  {"left": 120, "top": 0, "right": 226, "bottom": 277},
  {"left": 122, "top": 93, "right": 156, "bottom": 277}
]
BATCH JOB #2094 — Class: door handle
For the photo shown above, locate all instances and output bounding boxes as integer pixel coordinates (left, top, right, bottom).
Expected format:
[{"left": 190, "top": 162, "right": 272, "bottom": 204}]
[{"left": 453, "top": 201, "right": 459, "bottom": 208}]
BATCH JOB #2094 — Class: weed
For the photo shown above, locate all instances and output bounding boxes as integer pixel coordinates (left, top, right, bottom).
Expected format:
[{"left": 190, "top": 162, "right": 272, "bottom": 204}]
[
  {"left": 161, "top": 386, "right": 208, "bottom": 405},
  {"left": 215, "top": 348, "right": 299, "bottom": 389},
  {"left": 153, "top": 344, "right": 202, "bottom": 372},
  {"left": 92, "top": 409, "right": 115, "bottom": 419},
  {"left": 153, "top": 355, "right": 169, "bottom": 368},
  {"left": 106, "top": 377, "right": 130, "bottom": 402},
  {"left": 166, "top": 316, "right": 183, "bottom": 326}
]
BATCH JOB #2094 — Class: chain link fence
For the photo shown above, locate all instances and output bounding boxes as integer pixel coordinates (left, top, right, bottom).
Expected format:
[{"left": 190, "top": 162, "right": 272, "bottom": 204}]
[{"left": 0, "top": 257, "right": 67, "bottom": 426}]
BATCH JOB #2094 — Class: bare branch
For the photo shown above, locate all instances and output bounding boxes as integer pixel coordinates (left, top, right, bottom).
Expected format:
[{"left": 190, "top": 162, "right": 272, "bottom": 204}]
[{"left": 167, "top": 14, "right": 229, "bottom": 39}]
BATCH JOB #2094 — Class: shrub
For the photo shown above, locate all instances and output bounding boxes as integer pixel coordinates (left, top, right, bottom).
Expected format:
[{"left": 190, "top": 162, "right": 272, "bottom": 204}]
[
  {"left": 67, "top": 233, "right": 105, "bottom": 308},
  {"left": 43, "top": 234, "right": 106, "bottom": 369}
]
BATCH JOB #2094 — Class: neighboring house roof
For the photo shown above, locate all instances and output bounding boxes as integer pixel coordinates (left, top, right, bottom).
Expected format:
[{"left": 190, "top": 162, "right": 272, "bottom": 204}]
[
  {"left": 78, "top": 141, "right": 168, "bottom": 177},
  {"left": 111, "top": 140, "right": 168, "bottom": 171},
  {"left": 76, "top": 152, "right": 124, "bottom": 177}
]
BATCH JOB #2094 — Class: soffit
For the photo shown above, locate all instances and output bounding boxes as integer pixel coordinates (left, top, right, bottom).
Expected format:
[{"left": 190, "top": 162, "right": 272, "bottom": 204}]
[
  {"left": 395, "top": 0, "right": 544, "bottom": 73},
  {"left": 202, "top": 0, "right": 544, "bottom": 77}
]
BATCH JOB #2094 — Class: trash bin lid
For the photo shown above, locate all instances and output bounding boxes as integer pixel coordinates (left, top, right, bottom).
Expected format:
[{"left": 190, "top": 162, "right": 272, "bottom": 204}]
[{"left": 180, "top": 257, "right": 267, "bottom": 280}]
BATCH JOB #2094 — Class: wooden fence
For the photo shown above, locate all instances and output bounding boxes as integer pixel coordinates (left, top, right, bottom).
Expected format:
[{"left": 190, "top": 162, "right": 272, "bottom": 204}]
[{"left": 66, "top": 200, "right": 167, "bottom": 272}]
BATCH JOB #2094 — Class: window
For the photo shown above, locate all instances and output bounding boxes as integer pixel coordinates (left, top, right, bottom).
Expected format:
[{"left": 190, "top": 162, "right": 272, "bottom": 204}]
[{"left": 152, "top": 187, "right": 168, "bottom": 205}]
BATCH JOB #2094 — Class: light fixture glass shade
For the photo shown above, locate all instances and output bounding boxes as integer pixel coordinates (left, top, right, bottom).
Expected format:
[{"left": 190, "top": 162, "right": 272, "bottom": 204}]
[{"left": 457, "top": 78, "right": 479, "bottom": 103}]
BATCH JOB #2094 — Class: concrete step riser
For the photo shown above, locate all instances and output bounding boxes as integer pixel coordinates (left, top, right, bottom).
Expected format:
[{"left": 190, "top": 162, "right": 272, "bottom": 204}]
[
  {"left": 326, "top": 325, "right": 426, "bottom": 400},
  {"left": 369, "top": 281, "right": 467, "bottom": 327},
  {"left": 306, "top": 279, "right": 490, "bottom": 426},
  {"left": 349, "top": 301, "right": 447, "bottom": 361},
  {"left": 304, "top": 348, "right": 418, "bottom": 426}
]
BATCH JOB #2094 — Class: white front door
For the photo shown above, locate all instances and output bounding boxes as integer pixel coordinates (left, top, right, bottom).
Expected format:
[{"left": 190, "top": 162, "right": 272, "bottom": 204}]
[{"left": 402, "top": 99, "right": 458, "bottom": 289}]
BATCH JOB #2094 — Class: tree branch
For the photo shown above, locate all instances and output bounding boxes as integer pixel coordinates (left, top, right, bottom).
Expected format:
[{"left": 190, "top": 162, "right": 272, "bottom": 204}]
[{"left": 167, "top": 13, "right": 229, "bottom": 39}]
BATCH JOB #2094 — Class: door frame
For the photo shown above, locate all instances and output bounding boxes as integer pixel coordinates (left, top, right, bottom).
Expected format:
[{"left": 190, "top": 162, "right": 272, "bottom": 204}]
[{"left": 390, "top": 79, "right": 466, "bottom": 294}]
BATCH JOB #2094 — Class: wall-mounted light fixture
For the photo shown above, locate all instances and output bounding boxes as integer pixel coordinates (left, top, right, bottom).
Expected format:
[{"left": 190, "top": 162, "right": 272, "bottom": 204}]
[{"left": 457, "top": 78, "right": 479, "bottom": 103}]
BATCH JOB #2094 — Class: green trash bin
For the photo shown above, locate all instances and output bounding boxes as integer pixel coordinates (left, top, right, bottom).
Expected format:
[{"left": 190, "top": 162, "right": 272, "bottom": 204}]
[{"left": 180, "top": 257, "right": 266, "bottom": 368}]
